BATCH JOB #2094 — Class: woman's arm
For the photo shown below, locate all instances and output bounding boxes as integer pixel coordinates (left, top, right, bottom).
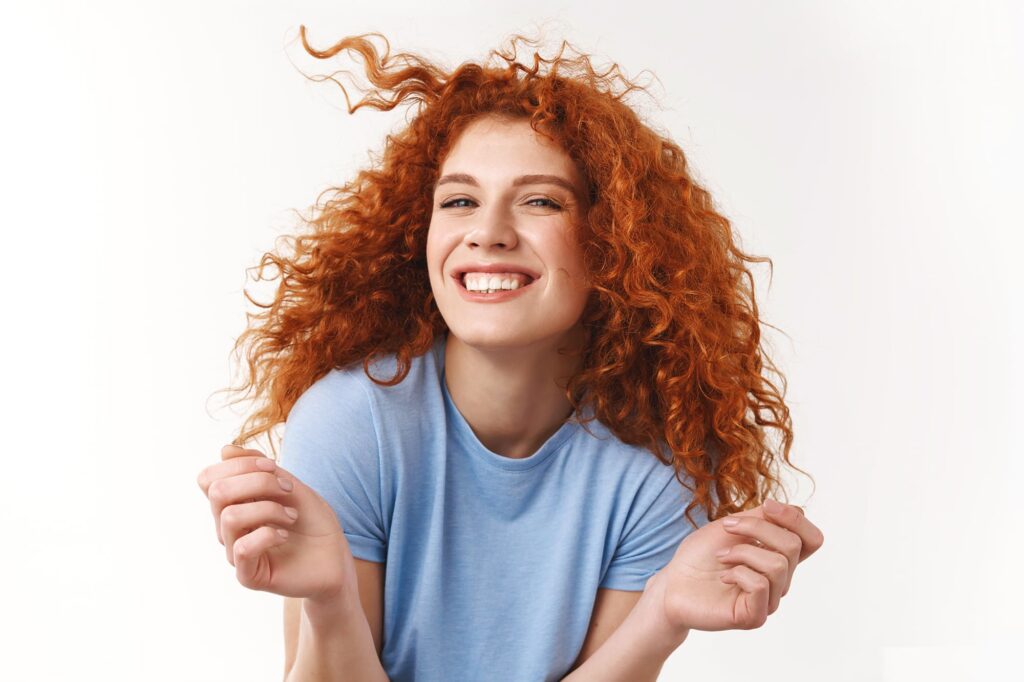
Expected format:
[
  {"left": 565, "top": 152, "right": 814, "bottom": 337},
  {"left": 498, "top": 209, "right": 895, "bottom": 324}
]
[
  {"left": 284, "top": 559, "right": 386, "bottom": 676},
  {"left": 562, "top": 501, "right": 824, "bottom": 681},
  {"left": 285, "top": 588, "right": 390, "bottom": 682},
  {"left": 561, "top": 585, "right": 688, "bottom": 682}
]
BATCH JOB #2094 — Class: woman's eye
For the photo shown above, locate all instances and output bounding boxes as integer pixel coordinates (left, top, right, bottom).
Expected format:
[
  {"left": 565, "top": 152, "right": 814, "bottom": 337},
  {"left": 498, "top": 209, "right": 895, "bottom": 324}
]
[
  {"left": 438, "top": 196, "right": 473, "bottom": 206},
  {"left": 527, "top": 198, "right": 563, "bottom": 210},
  {"left": 438, "top": 197, "right": 563, "bottom": 210}
]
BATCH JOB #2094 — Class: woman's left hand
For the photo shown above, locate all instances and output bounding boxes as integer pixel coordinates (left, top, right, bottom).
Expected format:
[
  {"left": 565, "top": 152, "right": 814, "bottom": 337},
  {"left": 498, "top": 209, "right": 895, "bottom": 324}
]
[{"left": 643, "top": 500, "right": 824, "bottom": 635}]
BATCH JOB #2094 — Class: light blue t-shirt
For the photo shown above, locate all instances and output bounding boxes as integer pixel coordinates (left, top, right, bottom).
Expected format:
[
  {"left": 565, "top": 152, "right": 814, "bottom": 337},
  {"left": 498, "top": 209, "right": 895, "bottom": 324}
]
[{"left": 280, "top": 333, "right": 707, "bottom": 681}]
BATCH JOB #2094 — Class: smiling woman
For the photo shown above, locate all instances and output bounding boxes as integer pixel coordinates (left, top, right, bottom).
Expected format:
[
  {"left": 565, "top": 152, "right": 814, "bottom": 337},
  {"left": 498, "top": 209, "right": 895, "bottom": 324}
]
[
  {"left": 427, "top": 115, "right": 594, "bottom": 455},
  {"left": 200, "top": 27, "right": 821, "bottom": 682}
]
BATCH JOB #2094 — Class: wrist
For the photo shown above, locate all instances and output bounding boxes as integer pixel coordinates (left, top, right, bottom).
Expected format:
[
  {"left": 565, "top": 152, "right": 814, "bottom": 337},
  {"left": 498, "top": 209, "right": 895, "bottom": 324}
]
[
  {"left": 640, "top": 570, "right": 691, "bottom": 647},
  {"left": 562, "top": 577, "right": 688, "bottom": 681},
  {"left": 302, "top": 584, "right": 365, "bottom": 634}
]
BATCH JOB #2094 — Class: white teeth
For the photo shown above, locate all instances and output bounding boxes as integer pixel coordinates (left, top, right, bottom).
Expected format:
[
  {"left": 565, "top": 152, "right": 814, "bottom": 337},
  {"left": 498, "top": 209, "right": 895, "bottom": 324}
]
[
  {"left": 466, "top": 277, "right": 519, "bottom": 293},
  {"left": 462, "top": 272, "right": 529, "bottom": 293}
]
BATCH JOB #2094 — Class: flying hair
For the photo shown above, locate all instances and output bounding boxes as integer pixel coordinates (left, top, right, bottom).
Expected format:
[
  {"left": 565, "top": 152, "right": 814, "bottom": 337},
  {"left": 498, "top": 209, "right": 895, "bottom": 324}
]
[{"left": 213, "top": 27, "right": 813, "bottom": 527}]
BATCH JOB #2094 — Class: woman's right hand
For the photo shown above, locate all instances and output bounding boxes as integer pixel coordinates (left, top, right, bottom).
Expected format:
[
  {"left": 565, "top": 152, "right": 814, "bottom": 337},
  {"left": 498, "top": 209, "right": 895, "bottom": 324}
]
[{"left": 197, "top": 444, "right": 359, "bottom": 605}]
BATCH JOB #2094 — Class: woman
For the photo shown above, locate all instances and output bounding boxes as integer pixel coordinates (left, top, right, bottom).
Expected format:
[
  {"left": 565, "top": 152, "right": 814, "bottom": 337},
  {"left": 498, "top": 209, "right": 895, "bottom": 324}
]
[{"left": 198, "top": 29, "right": 824, "bottom": 681}]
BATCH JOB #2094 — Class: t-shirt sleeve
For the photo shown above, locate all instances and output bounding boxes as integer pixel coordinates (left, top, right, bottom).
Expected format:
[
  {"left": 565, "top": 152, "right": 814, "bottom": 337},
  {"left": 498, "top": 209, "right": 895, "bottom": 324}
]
[
  {"left": 599, "top": 466, "right": 706, "bottom": 591},
  {"left": 278, "top": 369, "right": 387, "bottom": 563}
]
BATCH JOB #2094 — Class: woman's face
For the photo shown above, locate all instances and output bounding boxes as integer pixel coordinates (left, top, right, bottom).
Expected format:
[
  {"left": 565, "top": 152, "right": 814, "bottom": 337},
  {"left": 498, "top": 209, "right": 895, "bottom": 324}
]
[{"left": 426, "top": 115, "right": 591, "bottom": 352}]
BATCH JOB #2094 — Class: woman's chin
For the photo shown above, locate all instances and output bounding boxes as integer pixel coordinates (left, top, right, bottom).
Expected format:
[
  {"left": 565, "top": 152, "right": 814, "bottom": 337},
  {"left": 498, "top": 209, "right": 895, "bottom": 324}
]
[{"left": 447, "top": 329, "right": 537, "bottom": 351}]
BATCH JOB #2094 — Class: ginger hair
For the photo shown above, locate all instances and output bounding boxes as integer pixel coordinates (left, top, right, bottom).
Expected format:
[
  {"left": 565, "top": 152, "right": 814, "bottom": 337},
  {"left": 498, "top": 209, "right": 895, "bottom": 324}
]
[{"left": 216, "top": 28, "right": 812, "bottom": 527}]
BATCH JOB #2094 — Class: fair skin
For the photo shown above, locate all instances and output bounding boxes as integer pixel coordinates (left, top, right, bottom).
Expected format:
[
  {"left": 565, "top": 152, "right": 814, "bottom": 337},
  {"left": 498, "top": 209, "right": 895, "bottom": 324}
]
[
  {"left": 563, "top": 501, "right": 825, "bottom": 681},
  {"left": 197, "top": 445, "right": 388, "bottom": 681},
  {"left": 424, "top": 113, "right": 646, "bottom": 668},
  {"left": 199, "top": 113, "right": 825, "bottom": 681},
  {"left": 426, "top": 114, "right": 592, "bottom": 459}
]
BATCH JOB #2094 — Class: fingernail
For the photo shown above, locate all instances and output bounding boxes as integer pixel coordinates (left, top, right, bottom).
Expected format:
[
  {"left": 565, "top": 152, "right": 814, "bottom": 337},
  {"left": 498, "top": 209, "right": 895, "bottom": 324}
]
[
  {"left": 255, "top": 458, "right": 276, "bottom": 471},
  {"left": 278, "top": 477, "right": 293, "bottom": 491},
  {"left": 764, "top": 499, "right": 783, "bottom": 513},
  {"left": 284, "top": 506, "right": 298, "bottom": 520},
  {"left": 716, "top": 548, "right": 730, "bottom": 557},
  {"left": 723, "top": 518, "right": 739, "bottom": 527}
]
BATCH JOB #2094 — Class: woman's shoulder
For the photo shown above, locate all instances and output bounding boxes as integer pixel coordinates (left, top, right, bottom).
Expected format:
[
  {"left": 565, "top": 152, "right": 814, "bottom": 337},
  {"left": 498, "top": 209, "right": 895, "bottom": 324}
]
[
  {"left": 294, "top": 363, "right": 371, "bottom": 414},
  {"left": 571, "top": 412, "right": 650, "bottom": 461},
  {"left": 571, "top": 416, "right": 691, "bottom": 487},
  {"left": 281, "top": 341, "right": 444, "bottom": 482},
  {"left": 300, "top": 337, "right": 444, "bottom": 414}
]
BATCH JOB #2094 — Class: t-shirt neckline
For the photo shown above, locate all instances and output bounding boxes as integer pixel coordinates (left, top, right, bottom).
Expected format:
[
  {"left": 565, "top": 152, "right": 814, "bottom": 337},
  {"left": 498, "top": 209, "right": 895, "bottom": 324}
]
[{"left": 434, "top": 336, "right": 579, "bottom": 472}]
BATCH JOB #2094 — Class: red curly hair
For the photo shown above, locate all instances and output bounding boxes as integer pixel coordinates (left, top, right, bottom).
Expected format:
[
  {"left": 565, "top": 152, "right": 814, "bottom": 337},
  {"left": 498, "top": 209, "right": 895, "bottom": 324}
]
[{"left": 218, "top": 28, "right": 811, "bottom": 528}]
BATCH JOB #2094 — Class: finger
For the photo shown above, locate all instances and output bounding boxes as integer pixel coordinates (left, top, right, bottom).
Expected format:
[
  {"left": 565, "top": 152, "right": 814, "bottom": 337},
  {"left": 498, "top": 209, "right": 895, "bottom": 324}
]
[
  {"left": 234, "top": 525, "right": 290, "bottom": 591},
  {"left": 198, "top": 452, "right": 278, "bottom": 495},
  {"left": 208, "top": 471, "right": 295, "bottom": 545},
  {"left": 715, "top": 544, "right": 789, "bottom": 614},
  {"left": 718, "top": 565, "right": 770, "bottom": 629},
  {"left": 221, "top": 443, "right": 267, "bottom": 462},
  {"left": 761, "top": 501, "right": 824, "bottom": 562},
  {"left": 723, "top": 517, "right": 802, "bottom": 566},
  {"left": 723, "top": 516, "right": 803, "bottom": 599},
  {"left": 221, "top": 499, "right": 299, "bottom": 564}
]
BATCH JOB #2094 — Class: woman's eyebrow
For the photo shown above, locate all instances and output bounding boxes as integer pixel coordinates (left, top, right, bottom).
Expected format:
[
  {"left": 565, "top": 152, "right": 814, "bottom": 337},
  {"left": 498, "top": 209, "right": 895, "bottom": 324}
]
[{"left": 435, "top": 173, "right": 579, "bottom": 196}]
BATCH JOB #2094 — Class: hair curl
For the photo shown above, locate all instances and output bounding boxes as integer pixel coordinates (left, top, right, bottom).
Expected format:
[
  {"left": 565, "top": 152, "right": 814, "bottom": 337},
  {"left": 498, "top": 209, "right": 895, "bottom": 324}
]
[{"left": 215, "top": 27, "right": 813, "bottom": 528}]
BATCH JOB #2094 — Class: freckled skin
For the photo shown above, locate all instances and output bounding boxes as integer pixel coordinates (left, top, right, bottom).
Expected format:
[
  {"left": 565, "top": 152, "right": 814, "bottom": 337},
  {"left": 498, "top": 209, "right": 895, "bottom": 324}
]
[
  {"left": 425, "top": 114, "right": 592, "bottom": 458},
  {"left": 426, "top": 115, "right": 591, "bottom": 351}
]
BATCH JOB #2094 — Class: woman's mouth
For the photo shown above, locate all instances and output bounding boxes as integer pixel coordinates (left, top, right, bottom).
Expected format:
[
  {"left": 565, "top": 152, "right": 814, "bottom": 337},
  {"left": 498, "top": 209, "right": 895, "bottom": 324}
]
[{"left": 452, "top": 271, "right": 539, "bottom": 302}]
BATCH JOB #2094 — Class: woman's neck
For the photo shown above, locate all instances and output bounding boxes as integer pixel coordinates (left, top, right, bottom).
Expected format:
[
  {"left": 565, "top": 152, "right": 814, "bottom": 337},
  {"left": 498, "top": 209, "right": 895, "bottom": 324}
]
[{"left": 443, "top": 328, "right": 586, "bottom": 459}]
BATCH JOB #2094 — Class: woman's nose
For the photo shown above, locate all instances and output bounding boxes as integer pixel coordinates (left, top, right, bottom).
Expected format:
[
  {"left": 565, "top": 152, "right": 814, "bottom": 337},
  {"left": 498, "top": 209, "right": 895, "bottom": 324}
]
[{"left": 464, "top": 205, "right": 518, "bottom": 249}]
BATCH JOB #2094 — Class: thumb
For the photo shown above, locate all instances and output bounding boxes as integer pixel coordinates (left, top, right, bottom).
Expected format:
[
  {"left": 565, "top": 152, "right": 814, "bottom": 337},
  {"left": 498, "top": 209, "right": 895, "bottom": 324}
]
[
  {"left": 221, "top": 443, "right": 267, "bottom": 462},
  {"left": 234, "top": 526, "right": 290, "bottom": 591},
  {"left": 720, "top": 565, "right": 770, "bottom": 629}
]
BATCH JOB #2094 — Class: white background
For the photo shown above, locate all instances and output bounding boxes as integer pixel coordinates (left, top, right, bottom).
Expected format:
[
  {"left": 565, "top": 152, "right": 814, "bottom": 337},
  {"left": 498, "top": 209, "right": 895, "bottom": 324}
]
[{"left": 1, "top": 1, "right": 1020, "bottom": 680}]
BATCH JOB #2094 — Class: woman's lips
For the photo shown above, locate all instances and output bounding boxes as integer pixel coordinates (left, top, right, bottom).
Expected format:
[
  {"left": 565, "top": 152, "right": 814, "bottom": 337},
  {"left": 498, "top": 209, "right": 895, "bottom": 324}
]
[{"left": 453, "top": 273, "right": 539, "bottom": 303}]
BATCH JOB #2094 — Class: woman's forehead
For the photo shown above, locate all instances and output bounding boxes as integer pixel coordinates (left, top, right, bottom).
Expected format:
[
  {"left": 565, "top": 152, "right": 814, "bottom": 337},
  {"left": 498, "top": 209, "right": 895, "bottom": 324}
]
[
  {"left": 438, "top": 117, "right": 585, "bottom": 192},
  {"left": 445, "top": 117, "right": 563, "bottom": 158}
]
